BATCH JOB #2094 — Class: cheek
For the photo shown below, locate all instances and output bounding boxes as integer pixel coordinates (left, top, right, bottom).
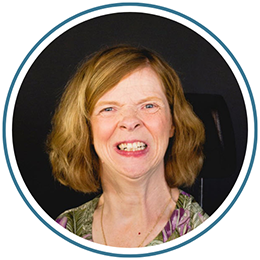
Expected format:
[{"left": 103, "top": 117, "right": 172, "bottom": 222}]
[
  {"left": 91, "top": 118, "right": 116, "bottom": 147},
  {"left": 143, "top": 112, "right": 172, "bottom": 136}
]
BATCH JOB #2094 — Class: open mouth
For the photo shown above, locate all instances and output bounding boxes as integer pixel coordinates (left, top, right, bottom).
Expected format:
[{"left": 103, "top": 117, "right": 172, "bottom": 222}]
[{"left": 117, "top": 141, "right": 147, "bottom": 152}]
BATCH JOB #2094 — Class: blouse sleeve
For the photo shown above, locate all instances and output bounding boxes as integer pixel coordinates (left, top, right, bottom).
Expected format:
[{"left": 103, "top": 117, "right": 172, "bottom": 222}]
[
  {"left": 56, "top": 211, "right": 74, "bottom": 233},
  {"left": 54, "top": 201, "right": 96, "bottom": 241},
  {"left": 189, "top": 200, "right": 209, "bottom": 229}
]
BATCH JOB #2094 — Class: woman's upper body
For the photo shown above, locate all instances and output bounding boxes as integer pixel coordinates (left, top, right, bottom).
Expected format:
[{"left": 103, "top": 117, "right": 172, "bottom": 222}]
[
  {"left": 47, "top": 45, "right": 207, "bottom": 247},
  {"left": 56, "top": 189, "right": 209, "bottom": 247}
]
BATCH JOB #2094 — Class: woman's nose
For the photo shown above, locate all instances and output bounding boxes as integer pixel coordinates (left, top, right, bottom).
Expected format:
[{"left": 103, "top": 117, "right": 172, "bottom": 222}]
[{"left": 118, "top": 109, "right": 142, "bottom": 131}]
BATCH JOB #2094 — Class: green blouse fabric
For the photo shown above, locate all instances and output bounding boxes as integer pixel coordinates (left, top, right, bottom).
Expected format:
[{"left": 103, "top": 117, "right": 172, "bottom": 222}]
[{"left": 56, "top": 190, "right": 209, "bottom": 246}]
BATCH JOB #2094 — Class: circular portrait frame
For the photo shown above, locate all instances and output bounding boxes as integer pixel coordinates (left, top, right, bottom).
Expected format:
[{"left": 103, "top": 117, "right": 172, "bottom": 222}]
[{"left": 3, "top": 2, "right": 257, "bottom": 258}]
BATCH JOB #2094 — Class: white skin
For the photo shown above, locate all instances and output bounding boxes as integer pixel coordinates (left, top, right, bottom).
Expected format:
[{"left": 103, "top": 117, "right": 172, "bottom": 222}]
[{"left": 91, "top": 67, "right": 179, "bottom": 247}]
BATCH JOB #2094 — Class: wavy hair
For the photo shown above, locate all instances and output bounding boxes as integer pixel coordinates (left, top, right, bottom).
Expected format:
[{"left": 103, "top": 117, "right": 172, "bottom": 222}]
[{"left": 46, "top": 45, "right": 205, "bottom": 193}]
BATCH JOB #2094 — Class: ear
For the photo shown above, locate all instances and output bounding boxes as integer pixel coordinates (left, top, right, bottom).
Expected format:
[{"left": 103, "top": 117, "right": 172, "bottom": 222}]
[{"left": 169, "top": 125, "right": 175, "bottom": 138}]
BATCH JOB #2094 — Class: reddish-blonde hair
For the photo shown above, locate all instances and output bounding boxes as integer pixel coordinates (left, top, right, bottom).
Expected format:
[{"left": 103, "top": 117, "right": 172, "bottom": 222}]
[{"left": 47, "top": 45, "right": 205, "bottom": 193}]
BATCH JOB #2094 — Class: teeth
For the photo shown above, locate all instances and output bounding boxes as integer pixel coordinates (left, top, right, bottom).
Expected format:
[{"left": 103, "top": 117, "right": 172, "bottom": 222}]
[{"left": 118, "top": 142, "right": 147, "bottom": 151}]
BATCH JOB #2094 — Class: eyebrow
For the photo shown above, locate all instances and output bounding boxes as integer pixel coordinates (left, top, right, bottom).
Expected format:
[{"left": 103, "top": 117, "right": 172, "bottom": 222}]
[
  {"left": 137, "top": 96, "right": 164, "bottom": 104},
  {"left": 94, "top": 101, "right": 121, "bottom": 108},
  {"left": 95, "top": 96, "right": 164, "bottom": 108}
]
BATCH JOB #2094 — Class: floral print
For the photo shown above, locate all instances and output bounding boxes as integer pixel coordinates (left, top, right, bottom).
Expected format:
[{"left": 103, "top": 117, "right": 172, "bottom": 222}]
[
  {"left": 56, "top": 190, "right": 208, "bottom": 246},
  {"left": 162, "top": 208, "right": 191, "bottom": 242},
  {"left": 56, "top": 216, "right": 68, "bottom": 228}
]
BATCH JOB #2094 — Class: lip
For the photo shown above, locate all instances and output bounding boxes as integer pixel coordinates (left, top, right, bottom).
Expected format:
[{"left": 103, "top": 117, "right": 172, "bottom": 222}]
[{"left": 114, "top": 140, "right": 149, "bottom": 157}]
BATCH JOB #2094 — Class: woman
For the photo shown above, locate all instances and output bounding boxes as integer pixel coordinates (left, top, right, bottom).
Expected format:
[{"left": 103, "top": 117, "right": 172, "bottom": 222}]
[{"left": 48, "top": 45, "right": 208, "bottom": 247}]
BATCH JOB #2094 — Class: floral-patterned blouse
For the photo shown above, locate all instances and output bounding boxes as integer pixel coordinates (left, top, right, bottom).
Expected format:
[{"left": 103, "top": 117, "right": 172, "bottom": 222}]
[{"left": 56, "top": 190, "right": 208, "bottom": 246}]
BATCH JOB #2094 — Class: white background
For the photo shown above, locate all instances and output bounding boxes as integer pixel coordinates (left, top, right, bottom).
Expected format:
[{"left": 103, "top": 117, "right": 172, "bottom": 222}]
[{"left": 1, "top": 1, "right": 259, "bottom": 259}]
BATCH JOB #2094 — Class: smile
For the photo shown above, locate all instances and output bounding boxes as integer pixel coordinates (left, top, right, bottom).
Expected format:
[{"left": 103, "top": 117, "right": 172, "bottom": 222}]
[{"left": 117, "top": 142, "right": 147, "bottom": 152}]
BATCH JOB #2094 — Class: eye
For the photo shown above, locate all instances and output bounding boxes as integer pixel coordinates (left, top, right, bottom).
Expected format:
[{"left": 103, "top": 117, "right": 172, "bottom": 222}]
[
  {"left": 142, "top": 103, "right": 159, "bottom": 113},
  {"left": 102, "top": 107, "right": 113, "bottom": 112},
  {"left": 98, "top": 107, "right": 116, "bottom": 117},
  {"left": 145, "top": 104, "right": 155, "bottom": 109}
]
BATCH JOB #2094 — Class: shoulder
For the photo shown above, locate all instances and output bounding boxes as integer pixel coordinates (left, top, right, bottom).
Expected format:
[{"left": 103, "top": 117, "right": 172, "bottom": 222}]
[
  {"left": 57, "top": 195, "right": 100, "bottom": 219},
  {"left": 177, "top": 190, "right": 209, "bottom": 227},
  {"left": 151, "top": 190, "right": 209, "bottom": 244},
  {"left": 56, "top": 195, "right": 100, "bottom": 238}
]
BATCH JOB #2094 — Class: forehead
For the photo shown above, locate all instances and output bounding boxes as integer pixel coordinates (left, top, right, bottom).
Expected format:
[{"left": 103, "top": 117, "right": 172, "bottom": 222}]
[{"left": 96, "top": 67, "right": 166, "bottom": 102}]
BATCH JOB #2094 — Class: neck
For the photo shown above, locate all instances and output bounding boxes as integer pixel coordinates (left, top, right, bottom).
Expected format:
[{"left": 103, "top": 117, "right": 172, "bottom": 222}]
[
  {"left": 94, "top": 162, "right": 179, "bottom": 247},
  {"left": 99, "top": 162, "right": 172, "bottom": 218}
]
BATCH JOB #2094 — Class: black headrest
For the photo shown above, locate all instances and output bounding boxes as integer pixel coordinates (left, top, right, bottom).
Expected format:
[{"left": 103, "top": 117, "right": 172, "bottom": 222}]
[{"left": 185, "top": 93, "right": 236, "bottom": 179}]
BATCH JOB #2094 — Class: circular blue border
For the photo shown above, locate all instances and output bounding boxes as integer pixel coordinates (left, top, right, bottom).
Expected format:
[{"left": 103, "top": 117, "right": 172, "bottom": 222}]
[{"left": 3, "top": 2, "right": 258, "bottom": 258}]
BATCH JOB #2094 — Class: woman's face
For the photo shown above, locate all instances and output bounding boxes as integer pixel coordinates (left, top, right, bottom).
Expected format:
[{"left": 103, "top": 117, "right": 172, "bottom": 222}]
[{"left": 91, "top": 67, "right": 174, "bottom": 180}]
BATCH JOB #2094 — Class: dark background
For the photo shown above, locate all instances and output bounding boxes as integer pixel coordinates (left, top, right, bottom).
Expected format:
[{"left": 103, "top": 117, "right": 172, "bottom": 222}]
[{"left": 12, "top": 13, "right": 247, "bottom": 219}]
